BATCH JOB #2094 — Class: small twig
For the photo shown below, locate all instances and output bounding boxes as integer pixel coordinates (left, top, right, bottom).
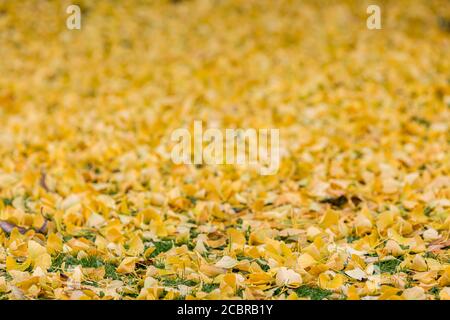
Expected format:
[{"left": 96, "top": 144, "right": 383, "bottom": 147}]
[
  {"left": 39, "top": 171, "right": 50, "bottom": 192},
  {"left": 0, "top": 221, "right": 27, "bottom": 234},
  {"left": 0, "top": 219, "right": 49, "bottom": 235},
  {"left": 36, "top": 219, "right": 48, "bottom": 234}
]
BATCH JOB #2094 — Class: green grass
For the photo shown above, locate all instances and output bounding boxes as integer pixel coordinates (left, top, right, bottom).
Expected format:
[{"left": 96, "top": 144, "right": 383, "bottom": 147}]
[
  {"left": 424, "top": 252, "right": 439, "bottom": 260},
  {"left": 411, "top": 116, "right": 430, "bottom": 128},
  {"left": 346, "top": 235, "right": 360, "bottom": 243},
  {"left": 104, "top": 262, "right": 120, "bottom": 280},
  {"left": 235, "top": 255, "right": 270, "bottom": 271},
  {"left": 1, "top": 198, "right": 13, "bottom": 206},
  {"left": 82, "top": 280, "right": 99, "bottom": 287},
  {"left": 148, "top": 240, "right": 174, "bottom": 258},
  {"left": 74, "top": 230, "right": 97, "bottom": 242},
  {"left": 236, "top": 254, "right": 252, "bottom": 261},
  {"left": 50, "top": 254, "right": 119, "bottom": 280},
  {"left": 295, "top": 285, "right": 333, "bottom": 300},
  {"left": 161, "top": 277, "right": 197, "bottom": 287},
  {"left": 79, "top": 256, "right": 104, "bottom": 268},
  {"left": 429, "top": 286, "right": 441, "bottom": 300},
  {"left": 423, "top": 206, "right": 433, "bottom": 217},
  {"left": 186, "top": 196, "right": 197, "bottom": 205},
  {"left": 202, "top": 283, "right": 219, "bottom": 293},
  {"left": 153, "top": 259, "right": 166, "bottom": 269},
  {"left": 256, "top": 259, "right": 270, "bottom": 272},
  {"left": 375, "top": 258, "right": 402, "bottom": 274},
  {"left": 189, "top": 228, "right": 199, "bottom": 239}
]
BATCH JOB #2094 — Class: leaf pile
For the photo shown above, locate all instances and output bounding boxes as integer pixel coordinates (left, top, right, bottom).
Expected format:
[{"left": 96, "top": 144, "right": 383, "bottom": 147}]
[{"left": 0, "top": 0, "right": 449, "bottom": 300}]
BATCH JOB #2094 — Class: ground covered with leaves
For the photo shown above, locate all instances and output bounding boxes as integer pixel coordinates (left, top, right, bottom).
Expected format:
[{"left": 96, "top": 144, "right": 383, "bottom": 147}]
[{"left": 0, "top": 0, "right": 449, "bottom": 300}]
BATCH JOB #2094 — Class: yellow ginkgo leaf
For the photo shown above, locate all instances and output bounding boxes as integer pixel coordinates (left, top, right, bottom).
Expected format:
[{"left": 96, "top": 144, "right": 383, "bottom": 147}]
[
  {"left": 117, "top": 257, "right": 139, "bottom": 274},
  {"left": 318, "top": 272, "right": 344, "bottom": 291},
  {"left": 439, "top": 287, "right": 450, "bottom": 300},
  {"left": 320, "top": 209, "right": 339, "bottom": 230},
  {"left": 47, "top": 233, "right": 63, "bottom": 255},
  {"left": 411, "top": 255, "right": 427, "bottom": 272},
  {"left": 275, "top": 267, "right": 302, "bottom": 288},
  {"left": 438, "top": 266, "right": 450, "bottom": 287},
  {"left": 402, "top": 287, "right": 426, "bottom": 300},
  {"left": 227, "top": 228, "right": 246, "bottom": 246},
  {"left": 378, "top": 285, "right": 401, "bottom": 300},
  {"left": 215, "top": 256, "right": 238, "bottom": 269},
  {"left": 6, "top": 256, "right": 31, "bottom": 272},
  {"left": 298, "top": 253, "right": 316, "bottom": 269},
  {"left": 27, "top": 240, "right": 51, "bottom": 269},
  {"left": 346, "top": 285, "right": 360, "bottom": 300},
  {"left": 127, "top": 235, "right": 144, "bottom": 256}
]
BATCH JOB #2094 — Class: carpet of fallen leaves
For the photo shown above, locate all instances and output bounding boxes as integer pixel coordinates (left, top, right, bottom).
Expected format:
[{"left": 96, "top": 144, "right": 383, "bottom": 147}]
[{"left": 0, "top": 0, "right": 449, "bottom": 300}]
